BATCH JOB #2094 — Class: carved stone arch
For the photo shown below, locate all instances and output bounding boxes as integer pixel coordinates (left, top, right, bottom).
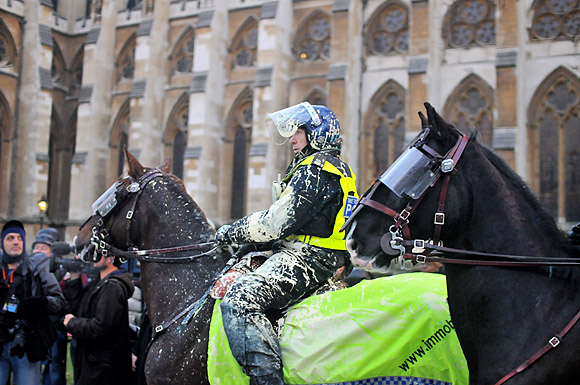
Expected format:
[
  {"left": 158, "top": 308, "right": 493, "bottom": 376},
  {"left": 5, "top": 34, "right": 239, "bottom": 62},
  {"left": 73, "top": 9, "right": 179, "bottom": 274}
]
[
  {"left": 304, "top": 87, "right": 327, "bottom": 106},
  {"left": 293, "top": 9, "right": 332, "bottom": 62},
  {"left": 70, "top": 48, "right": 84, "bottom": 92},
  {"left": 225, "top": 87, "right": 253, "bottom": 220},
  {"left": 443, "top": 73, "right": 494, "bottom": 146},
  {"left": 441, "top": 0, "right": 496, "bottom": 48},
  {"left": 169, "top": 25, "right": 195, "bottom": 76},
  {"left": 360, "top": 79, "right": 407, "bottom": 188},
  {"left": 110, "top": 99, "right": 131, "bottom": 178},
  {"left": 0, "top": 91, "right": 13, "bottom": 207},
  {"left": 116, "top": 34, "right": 136, "bottom": 83},
  {"left": 229, "top": 16, "right": 258, "bottom": 69},
  {"left": 163, "top": 93, "right": 189, "bottom": 179},
  {"left": 0, "top": 90, "right": 14, "bottom": 140},
  {"left": 48, "top": 106, "right": 75, "bottom": 221},
  {"left": 527, "top": 66, "right": 580, "bottom": 222},
  {"left": 51, "top": 41, "right": 66, "bottom": 85},
  {"left": 364, "top": 0, "right": 410, "bottom": 56},
  {"left": 0, "top": 18, "right": 18, "bottom": 67}
]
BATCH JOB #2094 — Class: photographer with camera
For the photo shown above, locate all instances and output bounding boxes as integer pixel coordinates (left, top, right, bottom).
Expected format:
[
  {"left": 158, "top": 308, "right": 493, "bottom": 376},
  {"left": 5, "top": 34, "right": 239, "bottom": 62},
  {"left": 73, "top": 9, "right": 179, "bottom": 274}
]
[{"left": 0, "top": 221, "right": 66, "bottom": 384}]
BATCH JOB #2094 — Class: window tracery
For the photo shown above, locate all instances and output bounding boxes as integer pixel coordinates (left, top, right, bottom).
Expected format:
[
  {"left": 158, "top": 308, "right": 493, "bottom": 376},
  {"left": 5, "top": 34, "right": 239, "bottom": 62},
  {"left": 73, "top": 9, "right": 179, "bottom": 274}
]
[
  {"left": 230, "top": 19, "right": 258, "bottom": 69},
  {"left": 0, "top": 23, "right": 16, "bottom": 67},
  {"left": 231, "top": 100, "right": 253, "bottom": 219},
  {"left": 442, "top": 0, "right": 496, "bottom": 48},
  {"left": 166, "top": 99, "right": 189, "bottom": 180},
  {"left": 116, "top": 36, "right": 136, "bottom": 83},
  {"left": 366, "top": 2, "right": 409, "bottom": 55},
  {"left": 530, "top": 68, "right": 580, "bottom": 221},
  {"left": 294, "top": 12, "right": 331, "bottom": 62},
  {"left": 531, "top": 0, "right": 580, "bottom": 41},
  {"left": 172, "top": 29, "right": 195, "bottom": 75},
  {"left": 445, "top": 75, "right": 494, "bottom": 146},
  {"left": 361, "top": 81, "right": 406, "bottom": 187}
]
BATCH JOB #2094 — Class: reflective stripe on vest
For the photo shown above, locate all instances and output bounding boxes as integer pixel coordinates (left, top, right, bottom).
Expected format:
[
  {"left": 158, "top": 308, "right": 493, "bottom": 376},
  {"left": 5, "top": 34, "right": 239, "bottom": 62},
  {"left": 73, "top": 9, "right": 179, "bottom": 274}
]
[{"left": 285, "top": 154, "right": 358, "bottom": 250}]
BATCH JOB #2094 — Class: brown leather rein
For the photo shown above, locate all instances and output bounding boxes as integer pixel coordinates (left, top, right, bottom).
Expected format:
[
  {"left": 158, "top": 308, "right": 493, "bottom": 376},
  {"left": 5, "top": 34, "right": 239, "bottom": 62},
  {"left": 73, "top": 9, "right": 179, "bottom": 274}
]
[{"left": 352, "top": 133, "right": 580, "bottom": 385}]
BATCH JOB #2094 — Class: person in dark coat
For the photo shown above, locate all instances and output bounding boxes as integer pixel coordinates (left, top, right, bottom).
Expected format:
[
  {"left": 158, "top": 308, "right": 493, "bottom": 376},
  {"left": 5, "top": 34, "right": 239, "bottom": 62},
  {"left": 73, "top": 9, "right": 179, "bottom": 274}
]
[
  {"left": 63, "top": 253, "right": 134, "bottom": 385},
  {"left": 0, "top": 220, "right": 66, "bottom": 385}
]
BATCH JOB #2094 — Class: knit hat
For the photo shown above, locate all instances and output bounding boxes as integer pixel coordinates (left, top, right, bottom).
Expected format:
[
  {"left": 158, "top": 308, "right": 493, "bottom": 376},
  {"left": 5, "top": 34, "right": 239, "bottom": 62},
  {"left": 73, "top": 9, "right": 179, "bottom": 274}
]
[
  {"left": 1, "top": 220, "right": 26, "bottom": 263},
  {"left": 32, "top": 227, "right": 59, "bottom": 249}
]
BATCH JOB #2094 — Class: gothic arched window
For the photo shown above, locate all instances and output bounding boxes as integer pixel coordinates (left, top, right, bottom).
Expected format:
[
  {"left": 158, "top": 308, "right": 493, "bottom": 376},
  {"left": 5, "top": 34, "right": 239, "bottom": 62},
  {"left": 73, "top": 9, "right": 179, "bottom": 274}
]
[
  {"left": 172, "top": 28, "right": 195, "bottom": 75},
  {"left": 304, "top": 88, "right": 327, "bottom": 106},
  {"left": 0, "top": 21, "right": 17, "bottom": 67},
  {"left": 531, "top": 0, "right": 580, "bottom": 41},
  {"left": 230, "top": 18, "right": 258, "bottom": 69},
  {"left": 444, "top": 74, "right": 494, "bottom": 146},
  {"left": 529, "top": 67, "right": 580, "bottom": 222},
  {"left": 111, "top": 101, "right": 131, "bottom": 178},
  {"left": 116, "top": 35, "right": 136, "bottom": 83},
  {"left": 361, "top": 81, "right": 406, "bottom": 187},
  {"left": 230, "top": 100, "right": 253, "bottom": 220},
  {"left": 165, "top": 96, "right": 189, "bottom": 180},
  {"left": 294, "top": 12, "right": 331, "bottom": 62},
  {"left": 442, "top": 0, "right": 496, "bottom": 48},
  {"left": 366, "top": 1, "right": 409, "bottom": 55}
]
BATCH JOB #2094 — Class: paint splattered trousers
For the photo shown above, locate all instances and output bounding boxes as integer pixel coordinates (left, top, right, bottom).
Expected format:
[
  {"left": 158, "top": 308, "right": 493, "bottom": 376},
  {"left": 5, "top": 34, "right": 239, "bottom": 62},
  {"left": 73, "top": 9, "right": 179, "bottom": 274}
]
[{"left": 220, "top": 240, "right": 347, "bottom": 383}]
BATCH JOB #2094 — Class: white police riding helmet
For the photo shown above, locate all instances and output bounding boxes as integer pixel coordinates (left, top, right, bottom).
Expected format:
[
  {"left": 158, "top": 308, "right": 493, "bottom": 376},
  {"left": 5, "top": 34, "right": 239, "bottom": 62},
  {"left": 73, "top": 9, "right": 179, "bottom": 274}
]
[{"left": 266, "top": 102, "right": 341, "bottom": 150}]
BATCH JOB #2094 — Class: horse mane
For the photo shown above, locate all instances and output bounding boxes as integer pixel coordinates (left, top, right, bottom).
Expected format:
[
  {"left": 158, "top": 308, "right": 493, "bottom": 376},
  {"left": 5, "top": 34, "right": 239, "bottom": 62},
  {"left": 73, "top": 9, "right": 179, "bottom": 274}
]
[{"left": 470, "top": 130, "right": 578, "bottom": 257}]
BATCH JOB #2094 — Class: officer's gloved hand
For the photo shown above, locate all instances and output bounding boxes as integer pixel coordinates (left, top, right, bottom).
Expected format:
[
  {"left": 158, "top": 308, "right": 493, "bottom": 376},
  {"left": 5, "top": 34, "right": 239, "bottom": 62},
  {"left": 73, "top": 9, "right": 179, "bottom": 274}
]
[
  {"left": 214, "top": 225, "right": 232, "bottom": 246},
  {"left": 569, "top": 222, "right": 580, "bottom": 246}
]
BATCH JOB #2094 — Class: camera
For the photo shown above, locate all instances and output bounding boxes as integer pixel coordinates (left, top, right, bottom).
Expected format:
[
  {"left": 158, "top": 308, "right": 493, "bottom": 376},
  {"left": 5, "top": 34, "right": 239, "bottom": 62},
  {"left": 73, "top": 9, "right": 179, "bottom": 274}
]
[
  {"left": 9, "top": 320, "right": 29, "bottom": 358},
  {"left": 49, "top": 255, "right": 85, "bottom": 274}
]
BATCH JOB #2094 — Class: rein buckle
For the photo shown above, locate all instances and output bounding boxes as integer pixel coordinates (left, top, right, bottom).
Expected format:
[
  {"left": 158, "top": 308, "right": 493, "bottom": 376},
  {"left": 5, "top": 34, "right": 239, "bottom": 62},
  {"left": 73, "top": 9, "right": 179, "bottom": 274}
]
[
  {"left": 549, "top": 336, "right": 560, "bottom": 347},
  {"left": 415, "top": 255, "right": 427, "bottom": 264},
  {"left": 434, "top": 213, "right": 445, "bottom": 225}
]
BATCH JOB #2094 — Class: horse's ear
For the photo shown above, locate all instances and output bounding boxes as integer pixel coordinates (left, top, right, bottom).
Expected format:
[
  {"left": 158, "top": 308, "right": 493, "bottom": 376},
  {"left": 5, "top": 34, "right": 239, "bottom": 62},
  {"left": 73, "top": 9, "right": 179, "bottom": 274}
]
[
  {"left": 159, "top": 157, "right": 172, "bottom": 174},
  {"left": 125, "top": 147, "right": 146, "bottom": 179},
  {"left": 418, "top": 111, "right": 428, "bottom": 128},
  {"left": 424, "top": 102, "right": 458, "bottom": 142}
]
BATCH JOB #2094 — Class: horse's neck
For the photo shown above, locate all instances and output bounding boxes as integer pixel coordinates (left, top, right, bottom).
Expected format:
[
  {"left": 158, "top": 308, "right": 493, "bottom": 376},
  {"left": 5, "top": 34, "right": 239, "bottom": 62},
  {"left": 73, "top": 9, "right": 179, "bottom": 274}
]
[{"left": 456, "top": 152, "right": 569, "bottom": 259}]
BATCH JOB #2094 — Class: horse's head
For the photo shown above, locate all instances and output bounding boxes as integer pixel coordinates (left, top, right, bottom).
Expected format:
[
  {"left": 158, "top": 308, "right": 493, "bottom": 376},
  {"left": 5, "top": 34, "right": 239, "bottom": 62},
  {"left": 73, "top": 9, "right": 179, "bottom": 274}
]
[
  {"left": 345, "top": 102, "right": 470, "bottom": 272},
  {"left": 75, "top": 149, "right": 210, "bottom": 263}
]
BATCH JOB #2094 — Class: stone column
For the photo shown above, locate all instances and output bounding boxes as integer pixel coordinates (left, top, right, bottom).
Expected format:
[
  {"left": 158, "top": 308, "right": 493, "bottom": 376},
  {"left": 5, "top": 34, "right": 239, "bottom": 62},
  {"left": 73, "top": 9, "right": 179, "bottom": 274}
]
[
  {"left": 11, "top": 0, "right": 42, "bottom": 219},
  {"left": 340, "top": 0, "right": 363, "bottom": 178},
  {"left": 250, "top": 0, "right": 293, "bottom": 214},
  {"left": 495, "top": 0, "right": 519, "bottom": 169},
  {"left": 138, "top": 2, "right": 170, "bottom": 167},
  {"left": 73, "top": 0, "right": 121, "bottom": 217},
  {"left": 408, "top": 0, "right": 429, "bottom": 133},
  {"left": 192, "top": 5, "right": 228, "bottom": 220}
]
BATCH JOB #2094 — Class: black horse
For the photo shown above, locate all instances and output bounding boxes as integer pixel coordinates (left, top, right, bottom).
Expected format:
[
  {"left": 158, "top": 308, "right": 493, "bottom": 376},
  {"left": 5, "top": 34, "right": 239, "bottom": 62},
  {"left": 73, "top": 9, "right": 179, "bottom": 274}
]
[
  {"left": 74, "top": 150, "right": 227, "bottom": 384},
  {"left": 74, "top": 148, "right": 468, "bottom": 385},
  {"left": 345, "top": 102, "right": 580, "bottom": 384}
]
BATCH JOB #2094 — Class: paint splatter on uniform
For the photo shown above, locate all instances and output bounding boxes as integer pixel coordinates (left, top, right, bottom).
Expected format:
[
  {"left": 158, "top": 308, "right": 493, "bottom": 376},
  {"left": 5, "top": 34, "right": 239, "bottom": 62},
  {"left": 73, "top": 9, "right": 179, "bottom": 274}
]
[{"left": 221, "top": 149, "right": 356, "bottom": 384}]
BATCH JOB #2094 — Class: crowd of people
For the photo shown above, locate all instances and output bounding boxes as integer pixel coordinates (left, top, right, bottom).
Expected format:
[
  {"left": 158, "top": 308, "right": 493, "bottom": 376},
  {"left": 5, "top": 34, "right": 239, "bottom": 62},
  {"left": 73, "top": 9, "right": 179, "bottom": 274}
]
[
  {"left": 0, "top": 221, "right": 144, "bottom": 385},
  {"left": 1, "top": 103, "right": 579, "bottom": 385}
]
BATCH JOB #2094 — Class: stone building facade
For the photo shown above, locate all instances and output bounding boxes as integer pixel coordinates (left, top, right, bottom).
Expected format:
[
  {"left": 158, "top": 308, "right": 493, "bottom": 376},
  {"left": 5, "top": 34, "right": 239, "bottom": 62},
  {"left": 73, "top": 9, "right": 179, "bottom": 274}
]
[{"left": 0, "top": 0, "right": 579, "bottom": 240}]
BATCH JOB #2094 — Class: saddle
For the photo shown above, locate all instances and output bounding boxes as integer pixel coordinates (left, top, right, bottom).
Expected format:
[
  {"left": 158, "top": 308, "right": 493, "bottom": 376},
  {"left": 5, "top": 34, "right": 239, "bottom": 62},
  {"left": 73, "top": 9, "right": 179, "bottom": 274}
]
[{"left": 210, "top": 251, "right": 349, "bottom": 300}]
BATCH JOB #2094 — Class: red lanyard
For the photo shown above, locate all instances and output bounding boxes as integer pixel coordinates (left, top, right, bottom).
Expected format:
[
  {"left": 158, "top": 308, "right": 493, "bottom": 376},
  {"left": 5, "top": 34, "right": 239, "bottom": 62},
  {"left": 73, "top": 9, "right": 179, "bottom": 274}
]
[{"left": 2, "top": 268, "right": 15, "bottom": 288}]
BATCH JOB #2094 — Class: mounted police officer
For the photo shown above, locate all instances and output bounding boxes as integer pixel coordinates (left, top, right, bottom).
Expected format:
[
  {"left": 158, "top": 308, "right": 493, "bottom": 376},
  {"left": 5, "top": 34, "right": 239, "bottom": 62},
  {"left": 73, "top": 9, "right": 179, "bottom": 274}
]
[{"left": 215, "top": 102, "right": 358, "bottom": 385}]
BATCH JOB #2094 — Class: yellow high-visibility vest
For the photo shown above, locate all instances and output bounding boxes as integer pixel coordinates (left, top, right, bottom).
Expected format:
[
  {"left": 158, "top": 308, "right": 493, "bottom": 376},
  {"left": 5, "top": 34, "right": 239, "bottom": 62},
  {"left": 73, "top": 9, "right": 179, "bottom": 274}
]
[{"left": 285, "top": 153, "right": 358, "bottom": 250}]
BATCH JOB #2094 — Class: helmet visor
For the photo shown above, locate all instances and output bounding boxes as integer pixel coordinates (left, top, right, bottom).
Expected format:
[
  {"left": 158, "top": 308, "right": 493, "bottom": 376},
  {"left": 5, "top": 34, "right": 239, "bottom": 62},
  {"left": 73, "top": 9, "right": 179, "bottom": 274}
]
[
  {"left": 379, "top": 147, "right": 439, "bottom": 199},
  {"left": 266, "top": 102, "right": 321, "bottom": 145},
  {"left": 91, "top": 181, "right": 120, "bottom": 217}
]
